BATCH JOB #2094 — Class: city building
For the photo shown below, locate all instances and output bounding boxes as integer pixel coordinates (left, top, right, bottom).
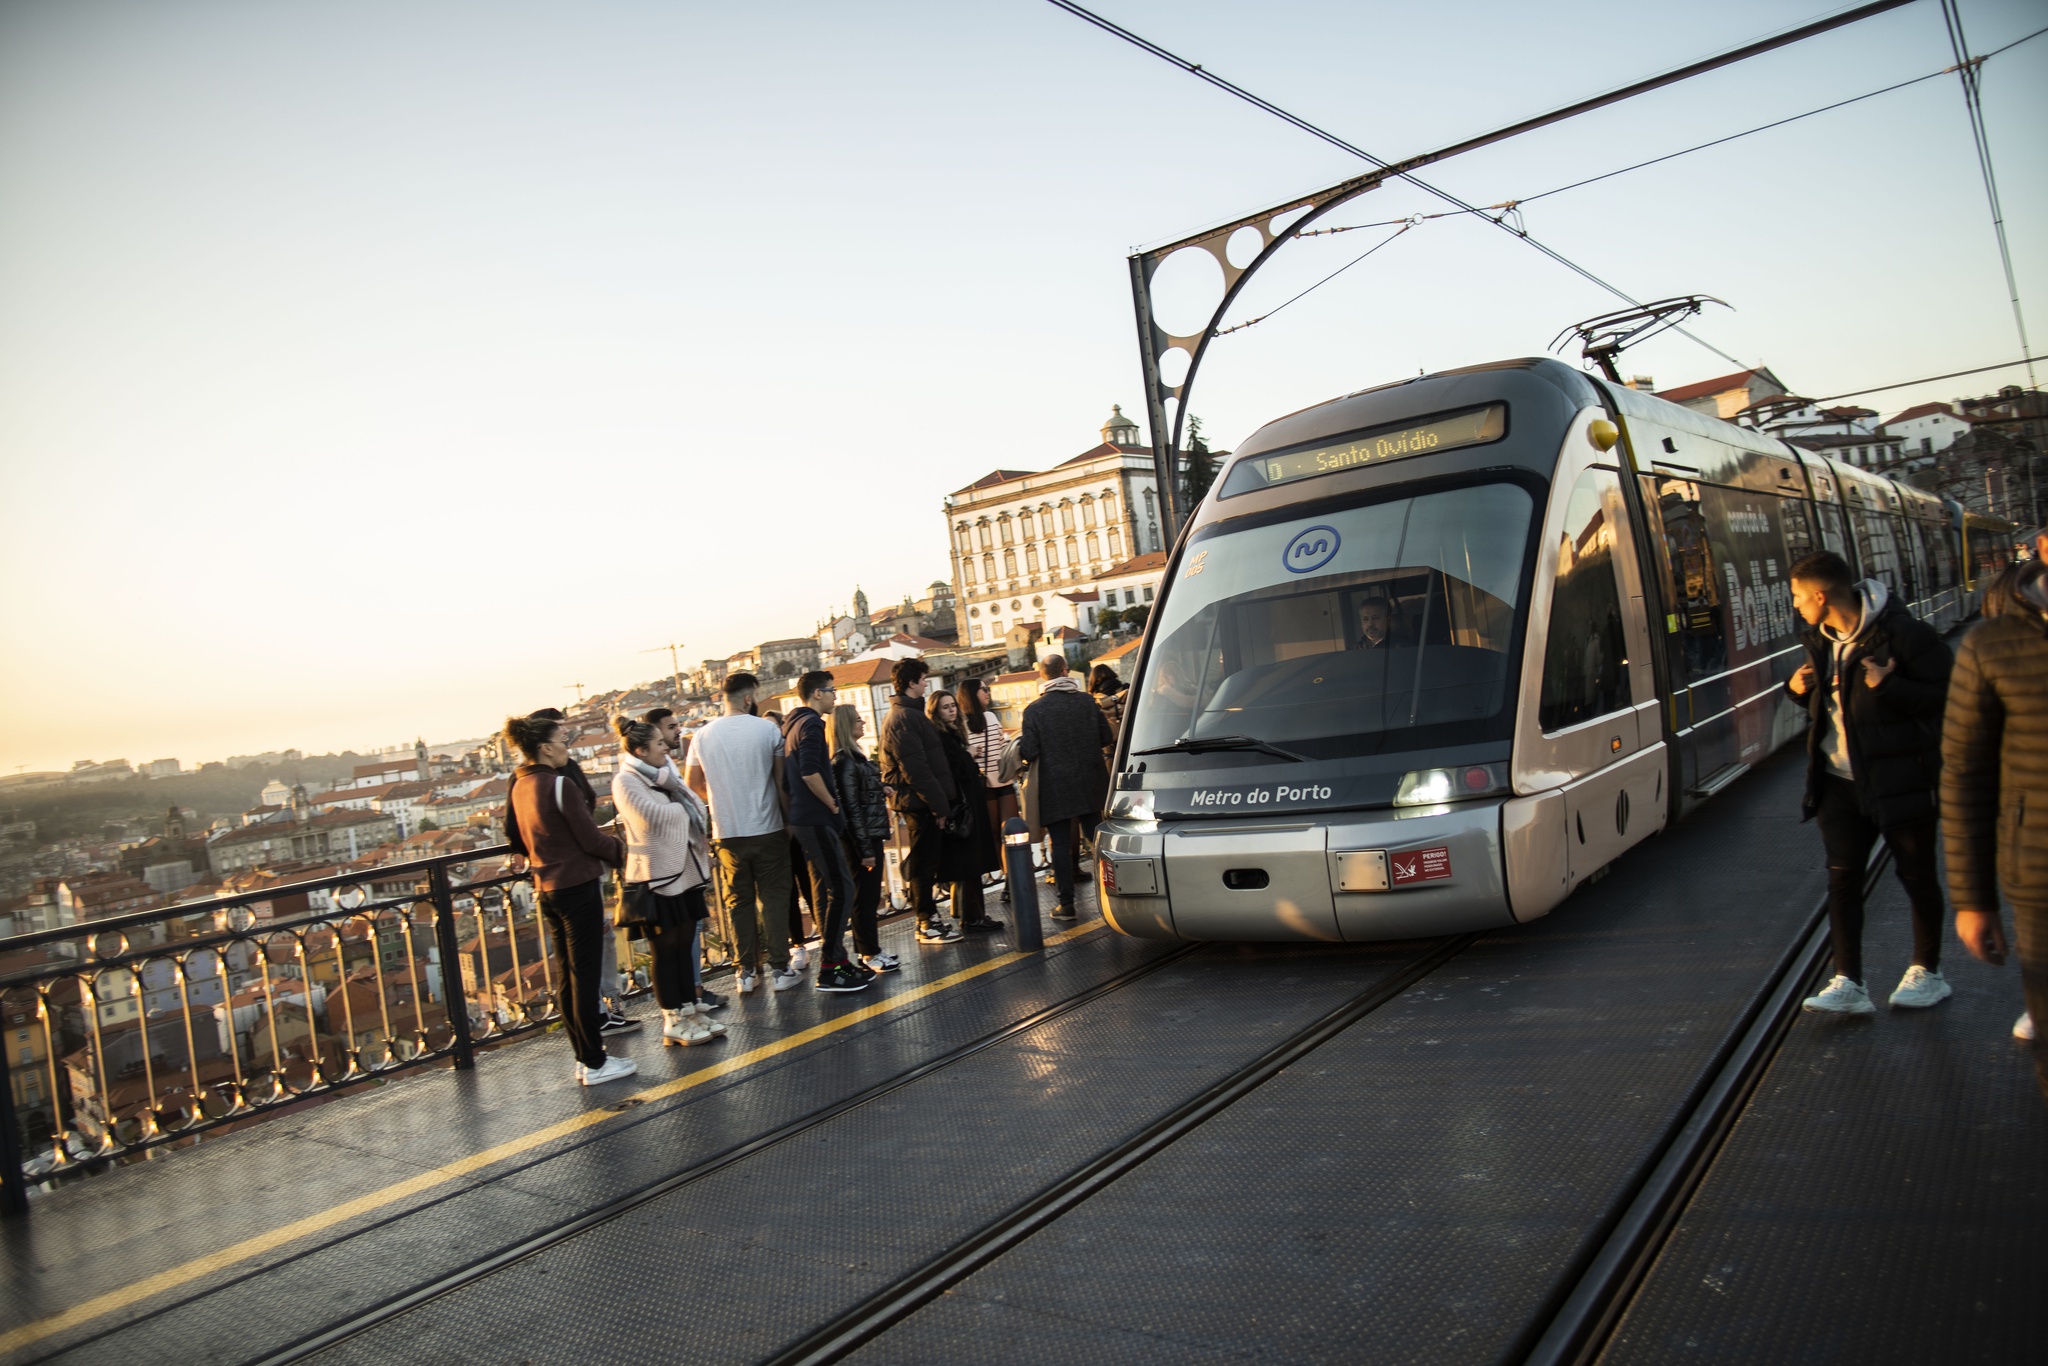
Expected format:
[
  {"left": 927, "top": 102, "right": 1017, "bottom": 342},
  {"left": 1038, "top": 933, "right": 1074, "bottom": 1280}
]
[
  {"left": 1885, "top": 401, "right": 1973, "bottom": 459},
  {"left": 1656, "top": 367, "right": 1790, "bottom": 422},
  {"left": 946, "top": 406, "right": 1174, "bottom": 648},
  {"left": 207, "top": 809, "right": 400, "bottom": 874},
  {"left": 1092, "top": 550, "right": 1167, "bottom": 620}
]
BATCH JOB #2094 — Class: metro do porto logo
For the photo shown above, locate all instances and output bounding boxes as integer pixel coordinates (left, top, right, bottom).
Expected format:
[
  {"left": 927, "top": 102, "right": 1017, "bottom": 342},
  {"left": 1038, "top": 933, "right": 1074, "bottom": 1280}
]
[{"left": 1282, "top": 524, "right": 1340, "bottom": 574}]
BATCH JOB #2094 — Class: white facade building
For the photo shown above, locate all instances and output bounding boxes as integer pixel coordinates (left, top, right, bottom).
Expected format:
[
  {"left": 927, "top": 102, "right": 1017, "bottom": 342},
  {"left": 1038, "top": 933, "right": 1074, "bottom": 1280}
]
[
  {"left": 1885, "top": 402, "right": 1973, "bottom": 460},
  {"left": 945, "top": 406, "right": 1174, "bottom": 648}
]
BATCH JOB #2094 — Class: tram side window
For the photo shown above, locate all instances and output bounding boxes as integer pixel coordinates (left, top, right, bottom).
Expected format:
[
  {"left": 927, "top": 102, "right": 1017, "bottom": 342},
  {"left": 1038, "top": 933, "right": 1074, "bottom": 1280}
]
[
  {"left": 1848, "top": 503, "right": 1901, "bottom": 594},
  {"left": 1813, "top": 501, "right": 1848, "bottom": 555},
  {"left": 1922, "top": 518, "right": 1958, "bottom": 591},
  {"left": 1539, "top": 469, "right": 1633, "bottom": 731},
  {"left": 1652, "top": 476, "right": 1727, "bottom": 684}
]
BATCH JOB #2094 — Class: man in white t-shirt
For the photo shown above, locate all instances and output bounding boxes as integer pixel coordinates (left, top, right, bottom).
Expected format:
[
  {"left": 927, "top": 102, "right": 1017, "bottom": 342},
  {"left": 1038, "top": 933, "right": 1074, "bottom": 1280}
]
[{"left": 685, "top": 672, "right": 798, "bottom": 993}]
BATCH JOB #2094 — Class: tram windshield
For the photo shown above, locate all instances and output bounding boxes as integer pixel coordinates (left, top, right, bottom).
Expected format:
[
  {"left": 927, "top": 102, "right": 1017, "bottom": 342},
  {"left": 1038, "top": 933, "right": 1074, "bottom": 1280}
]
[{"left": 1127, "top": 482, "right": 1534, "bottom": 762}]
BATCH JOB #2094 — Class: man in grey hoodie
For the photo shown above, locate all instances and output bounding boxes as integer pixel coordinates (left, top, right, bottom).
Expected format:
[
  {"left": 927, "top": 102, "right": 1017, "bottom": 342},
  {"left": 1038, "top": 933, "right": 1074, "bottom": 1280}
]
[{"left": 1786, "top": 551, "right": 1953, "bottom": 1015}]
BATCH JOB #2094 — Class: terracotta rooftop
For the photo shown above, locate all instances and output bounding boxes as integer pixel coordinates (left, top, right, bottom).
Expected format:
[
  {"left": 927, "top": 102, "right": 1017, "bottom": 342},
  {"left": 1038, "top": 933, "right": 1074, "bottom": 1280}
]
[
  {"left": 1656, "top": 368, "right": 1782, "bottom": 405},
  {"left": 1100, "top": 550, "right": 1168, "bottom": 577}
]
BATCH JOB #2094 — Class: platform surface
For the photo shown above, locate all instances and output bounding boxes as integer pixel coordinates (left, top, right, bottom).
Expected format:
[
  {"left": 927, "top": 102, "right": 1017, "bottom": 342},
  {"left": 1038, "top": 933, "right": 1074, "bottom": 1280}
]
[{"left": 3, "top": 746, "right": 2039, "bottom": 1366}]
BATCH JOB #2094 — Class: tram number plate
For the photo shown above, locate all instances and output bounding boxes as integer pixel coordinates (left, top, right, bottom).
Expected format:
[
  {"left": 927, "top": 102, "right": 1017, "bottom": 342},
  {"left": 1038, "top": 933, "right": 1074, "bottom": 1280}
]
[{"left": 1389, "top": 847, "right": 1452, "bottom": 885}]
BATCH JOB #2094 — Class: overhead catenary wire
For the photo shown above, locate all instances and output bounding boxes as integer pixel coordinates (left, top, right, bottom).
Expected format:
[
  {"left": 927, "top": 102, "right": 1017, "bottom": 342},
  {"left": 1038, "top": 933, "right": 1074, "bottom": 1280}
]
[
  {"left": 1804, "top": 354, "right": 2047, "bottom": 404},
  {"left": 1259, "top": 25, "right": 2048, "bottom": 323},
  {"left": 1215, "top": 222, "right": 1416, "bottom": 336},
  {"left": 1940, "top": 0, "right": 2036, "bottom": 388},
  {"left": 1040, "top": 0, "right": 1804, "bottom": 371}
]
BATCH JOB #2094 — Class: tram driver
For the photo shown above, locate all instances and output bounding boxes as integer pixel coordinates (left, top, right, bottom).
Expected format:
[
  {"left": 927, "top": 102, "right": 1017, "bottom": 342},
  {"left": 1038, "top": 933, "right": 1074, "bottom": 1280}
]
[{"left": 1353, "top": 594, "right": 1411, "bottom": 650}]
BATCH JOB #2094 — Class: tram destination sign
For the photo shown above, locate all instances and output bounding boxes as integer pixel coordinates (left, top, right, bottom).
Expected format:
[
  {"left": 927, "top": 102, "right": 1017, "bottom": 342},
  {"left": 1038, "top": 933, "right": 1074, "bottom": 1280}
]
[{"left": 1224, "top": 404, "right": 1506, "bottom": 496}]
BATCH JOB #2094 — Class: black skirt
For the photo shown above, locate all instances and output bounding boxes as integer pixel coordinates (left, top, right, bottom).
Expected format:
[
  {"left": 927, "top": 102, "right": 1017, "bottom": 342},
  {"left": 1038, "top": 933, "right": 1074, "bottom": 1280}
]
[{"left": 633, "top": 882, "right": 708, "bottom": 934}]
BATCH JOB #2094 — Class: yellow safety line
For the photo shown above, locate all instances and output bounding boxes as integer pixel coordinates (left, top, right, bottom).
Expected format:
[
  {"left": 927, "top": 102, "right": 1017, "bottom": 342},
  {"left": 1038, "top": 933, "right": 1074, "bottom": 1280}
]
[{"left": 0, "top": 922, "right": 1106, "bottom": 1355}]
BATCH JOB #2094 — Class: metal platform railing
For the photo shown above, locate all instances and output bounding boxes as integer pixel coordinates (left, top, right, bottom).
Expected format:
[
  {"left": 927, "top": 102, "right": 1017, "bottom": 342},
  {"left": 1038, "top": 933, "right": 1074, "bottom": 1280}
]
[{"left": 0, "top": 843, "right": 746, "bottom": 1216}]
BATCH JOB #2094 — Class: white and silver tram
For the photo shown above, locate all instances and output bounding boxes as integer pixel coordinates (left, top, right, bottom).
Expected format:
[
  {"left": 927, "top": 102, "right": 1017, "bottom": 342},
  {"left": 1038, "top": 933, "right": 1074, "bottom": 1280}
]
[{"left": 1096, "top": 357, "right": 2010, "bottom": 943}]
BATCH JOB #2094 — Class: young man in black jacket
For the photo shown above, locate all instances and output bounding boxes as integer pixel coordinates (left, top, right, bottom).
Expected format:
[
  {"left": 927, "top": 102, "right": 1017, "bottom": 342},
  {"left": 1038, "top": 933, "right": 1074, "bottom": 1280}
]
[
  {"left": 1786, "top": 551, "right": 1954, "bottom": 1014},
  {"left": 781, "top": 671, "right": 870, "bottom": 992}
]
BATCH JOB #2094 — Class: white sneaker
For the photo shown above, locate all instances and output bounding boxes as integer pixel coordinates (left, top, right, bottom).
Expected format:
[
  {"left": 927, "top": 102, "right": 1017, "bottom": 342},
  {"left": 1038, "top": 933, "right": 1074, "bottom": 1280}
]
[
  {"left": 1888, "top": 965, "right": 1952, "bottom": 1009},
  {"left": 770, "top": 968, "right": 803, "bottom": 992},
  {"left": 695, "top": 1014, "right": 727, "bottom": 1036},
  {"left": 1803, "top": 975, "right": 1875, "bottom": 1015},
  {"left": 577, "top": 1055, "right": 639, "bottom": 1086},
  {"left": 2017, "top": 1012, "right": 2036, "bottom": 1041},
  {"left": 789, "top": 944, "right": 810, "bottom": 972},
  {"left": 860, "top": 951, "right": 901, "bottom": 973},
  {"left": 737, "top": 971, "right": 759, "bottom": 995},
  {"left": 660, "top": 1009, "right": 715, "bottom": 1046}
]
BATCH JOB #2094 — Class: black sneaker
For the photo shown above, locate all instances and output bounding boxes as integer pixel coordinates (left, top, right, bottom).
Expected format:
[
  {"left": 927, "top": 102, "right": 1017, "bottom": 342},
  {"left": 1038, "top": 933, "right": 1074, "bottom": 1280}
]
[
  {"left": 815, "top": 962, "right": 872, "bottom": 993},
  {"left": 695, "top": 989, "right": 726, "bottom": 1011},
  {"left": 916, "top": 918, "right": 962, "bottom": 943},
  {"left": 600, "top": 1011, "right": 641, "bottom": 1034},
  {"left": 1049, "top": 903, "right": 1078, "bottom": 921},
  {"left": 962, "top": 917, "right": 1004, "bottom": 933}
]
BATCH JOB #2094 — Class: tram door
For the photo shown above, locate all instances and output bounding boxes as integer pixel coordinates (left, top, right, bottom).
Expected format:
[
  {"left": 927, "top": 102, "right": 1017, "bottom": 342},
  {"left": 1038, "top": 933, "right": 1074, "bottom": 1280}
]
[{"left": 1511, "top": 423, "right": 1666, "bottom": 891}]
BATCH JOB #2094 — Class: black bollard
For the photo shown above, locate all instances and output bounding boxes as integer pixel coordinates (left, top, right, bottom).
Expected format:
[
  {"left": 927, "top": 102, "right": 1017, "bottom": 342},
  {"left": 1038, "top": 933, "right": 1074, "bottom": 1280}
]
[{"left": 1002, "top": 817, "right": 1042, "bottom": 951}]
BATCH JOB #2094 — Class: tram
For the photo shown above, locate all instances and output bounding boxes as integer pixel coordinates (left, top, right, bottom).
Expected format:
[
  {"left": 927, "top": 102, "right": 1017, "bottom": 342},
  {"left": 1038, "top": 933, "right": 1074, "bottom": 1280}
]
[{"left": 1096, "top": 357, "right": 2012, "bottom": 943}]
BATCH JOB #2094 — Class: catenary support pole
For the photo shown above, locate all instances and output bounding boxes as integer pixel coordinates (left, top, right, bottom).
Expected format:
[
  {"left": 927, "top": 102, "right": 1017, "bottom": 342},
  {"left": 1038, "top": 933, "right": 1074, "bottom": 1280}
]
[{"left": 1003, "top": 818, "right": 1043, "bottom": 952}]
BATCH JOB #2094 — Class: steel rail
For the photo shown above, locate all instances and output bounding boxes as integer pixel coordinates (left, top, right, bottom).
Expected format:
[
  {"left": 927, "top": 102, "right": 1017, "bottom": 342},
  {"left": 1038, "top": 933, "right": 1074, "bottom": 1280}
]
[
  {"left": 764, "top": 933, "right": 1477, "bottom": 1365},
  {"left": 1516, "top": 847, "right": 1894, "bottom": 1366},
  {"left": 232, "top": 940, "right": 1205, "bottom": 1366}
]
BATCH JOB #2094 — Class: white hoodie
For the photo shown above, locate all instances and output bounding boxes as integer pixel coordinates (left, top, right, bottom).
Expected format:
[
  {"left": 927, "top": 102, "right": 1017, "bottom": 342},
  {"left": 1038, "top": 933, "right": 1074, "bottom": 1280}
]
[{"left": 1815, "top": 578, "right": 1890, "bottom": 780}]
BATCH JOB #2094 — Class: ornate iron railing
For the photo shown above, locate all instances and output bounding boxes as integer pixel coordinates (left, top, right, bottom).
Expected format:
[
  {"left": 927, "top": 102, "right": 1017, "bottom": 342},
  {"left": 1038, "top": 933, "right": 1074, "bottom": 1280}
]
[{"left": 0, "top": 843, "right": 741, "bottom": 1215}]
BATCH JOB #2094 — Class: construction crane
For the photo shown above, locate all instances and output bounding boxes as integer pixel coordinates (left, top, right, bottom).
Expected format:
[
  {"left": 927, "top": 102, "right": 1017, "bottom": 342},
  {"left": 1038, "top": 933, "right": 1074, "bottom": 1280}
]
[
  {"left": 564, "top": 681, "right": 585, "bottom": 706},
  {"left": 642, "top": 641, "right": 686, "bottom": 700}
]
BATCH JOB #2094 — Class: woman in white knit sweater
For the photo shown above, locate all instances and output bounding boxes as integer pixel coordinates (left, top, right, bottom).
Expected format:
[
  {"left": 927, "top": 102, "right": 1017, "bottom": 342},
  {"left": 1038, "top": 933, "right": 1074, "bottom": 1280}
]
[{"left": 612, "top": 719, "right": 724, "bottom": 1047}]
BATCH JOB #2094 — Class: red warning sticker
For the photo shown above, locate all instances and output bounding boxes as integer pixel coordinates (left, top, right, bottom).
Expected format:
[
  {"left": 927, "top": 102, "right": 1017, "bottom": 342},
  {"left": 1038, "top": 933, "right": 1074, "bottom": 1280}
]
[{"left": 1389, "top": 846, "right": 1452, "bottom": 885}]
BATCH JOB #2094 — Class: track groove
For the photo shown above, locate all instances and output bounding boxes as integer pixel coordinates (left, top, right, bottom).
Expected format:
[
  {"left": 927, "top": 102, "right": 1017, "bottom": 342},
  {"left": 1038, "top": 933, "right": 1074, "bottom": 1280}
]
[{"left": 764, "top": 934, "right": 1476, "bottom": 1365}]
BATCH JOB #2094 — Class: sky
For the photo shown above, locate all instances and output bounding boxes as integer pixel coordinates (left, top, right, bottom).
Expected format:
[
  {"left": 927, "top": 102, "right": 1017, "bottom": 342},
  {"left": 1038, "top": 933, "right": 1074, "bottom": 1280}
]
[{"left": 2, "top": 0, "right": 2043, "bottom": 774}]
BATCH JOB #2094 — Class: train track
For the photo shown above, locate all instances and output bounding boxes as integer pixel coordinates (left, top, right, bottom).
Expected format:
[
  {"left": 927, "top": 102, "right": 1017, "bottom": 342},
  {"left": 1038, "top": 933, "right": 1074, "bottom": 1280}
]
[
  {"left": 1517, "top": 848, "right": 1893, "bottom": 1366},
  {"left": 245, "top": 939, "right": 1209, "bottom": 1366},
  {"left": 764, "top": 934, "right": 1476, "bottom": 1364}
]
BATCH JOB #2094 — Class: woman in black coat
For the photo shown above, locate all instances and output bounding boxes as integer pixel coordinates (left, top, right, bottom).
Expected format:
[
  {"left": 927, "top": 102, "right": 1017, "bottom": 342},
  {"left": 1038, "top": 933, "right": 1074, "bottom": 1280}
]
[{"left": 928, "top": 689, "right": 1003, "bottom": 932}]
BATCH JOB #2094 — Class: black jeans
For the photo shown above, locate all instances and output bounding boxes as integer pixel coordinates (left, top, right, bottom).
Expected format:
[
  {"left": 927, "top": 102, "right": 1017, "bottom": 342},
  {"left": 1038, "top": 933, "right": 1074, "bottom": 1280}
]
[
  {"left": 536, "top": 878, "right": 609, "bottom": 1069},
  {"left": 787, "top": 835, "right": 812, "bottom": 942},
  {"left": 902, "top": 810, "right": 946, "bottom": 921},
  {"left": 1814, "top": 775, "right": 1944, "bottom": 984},
  {"left": 1046, "top": 813, "right": 1101, "bottom": 909},
  {"left": 790, "top": 823, "right": 853, "bottom": 964},
  {"left": 847, "top": 838, "right": 883, "bottom": 956},
  {"left": 648, "top": 887, "right": 707, "bottom": 1010}
]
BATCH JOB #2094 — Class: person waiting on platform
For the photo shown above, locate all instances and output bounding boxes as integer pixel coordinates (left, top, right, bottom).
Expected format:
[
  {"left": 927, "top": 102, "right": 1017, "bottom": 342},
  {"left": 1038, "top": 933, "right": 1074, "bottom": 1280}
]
[
  {"left": 611, "top": 718, "right": 722, "bottom": 1047},
  {"left": 685, "top": 672, "right": 800, "bottom": 995},
  {"left": 830, "top": 703, "right": 898, "bottom": 975},
  {"left": 927, "top": 687, "right": 1005, "bottom": 934},
  {"left": 1785, "top": 550, "right": 1955, "bottom": 1015},
  {"left": 1018, "top": 653, "right": 1116, "bottom": 922},
  {"left": 502, "top": 714, "right": 635, "bottom": 1087}
]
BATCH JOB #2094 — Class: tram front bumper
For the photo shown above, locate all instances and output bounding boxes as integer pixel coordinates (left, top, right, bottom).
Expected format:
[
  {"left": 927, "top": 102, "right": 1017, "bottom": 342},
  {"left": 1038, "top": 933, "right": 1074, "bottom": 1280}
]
[{"left": 1096, "top": 802, "right": 1515, "bottom": 943}]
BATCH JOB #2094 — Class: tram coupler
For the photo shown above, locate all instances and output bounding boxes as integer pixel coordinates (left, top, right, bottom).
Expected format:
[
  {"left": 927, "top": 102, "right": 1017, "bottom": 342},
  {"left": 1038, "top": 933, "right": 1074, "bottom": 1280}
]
[{"left": 1002, "top": 817, "right": 1043, "bottom": 952}]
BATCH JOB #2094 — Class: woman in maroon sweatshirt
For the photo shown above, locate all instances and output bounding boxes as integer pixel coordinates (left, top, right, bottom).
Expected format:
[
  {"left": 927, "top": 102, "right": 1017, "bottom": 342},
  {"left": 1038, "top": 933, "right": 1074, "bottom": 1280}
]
[{"left": 502, "top": 715, "right": 634, "bottom": 1086}]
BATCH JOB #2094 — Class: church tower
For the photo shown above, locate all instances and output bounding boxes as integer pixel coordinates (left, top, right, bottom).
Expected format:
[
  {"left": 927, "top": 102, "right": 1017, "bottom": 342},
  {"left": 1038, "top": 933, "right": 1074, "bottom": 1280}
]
[
  {"left": 414, "top": 737, "right": 430, "bottom": 781},
  {"left": 1101, "top": 404, "right": 1140, "bottom": 447},
  {"left": 852, "top": 586, "right": 870, "bottom": 621},
  {"left": 164, "top": 804, "right": 186, "bottom": 842}
]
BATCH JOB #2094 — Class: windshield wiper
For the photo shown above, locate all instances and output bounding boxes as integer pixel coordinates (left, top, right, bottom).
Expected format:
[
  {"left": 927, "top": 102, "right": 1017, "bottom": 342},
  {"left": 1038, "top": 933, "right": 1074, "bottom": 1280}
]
[{"left": 1133, "top": 734, "right": 1307, "bottom": 763}]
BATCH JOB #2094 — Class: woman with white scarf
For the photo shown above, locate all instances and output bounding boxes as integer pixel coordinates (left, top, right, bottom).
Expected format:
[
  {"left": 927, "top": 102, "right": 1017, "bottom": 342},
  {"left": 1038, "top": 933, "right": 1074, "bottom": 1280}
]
[{"left": 612, "top": 718, "right": 724, "bottom": 1047}]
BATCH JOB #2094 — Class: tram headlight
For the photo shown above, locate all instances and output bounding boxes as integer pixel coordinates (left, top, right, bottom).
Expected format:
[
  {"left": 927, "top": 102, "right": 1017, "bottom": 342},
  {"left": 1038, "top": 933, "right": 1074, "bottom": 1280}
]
[
  {"left": 1394, "top": 763, "right": 1508, "bottom": 806},
  {"left": 1108, "top": 788, "right": 1156, "bottom": 820}
]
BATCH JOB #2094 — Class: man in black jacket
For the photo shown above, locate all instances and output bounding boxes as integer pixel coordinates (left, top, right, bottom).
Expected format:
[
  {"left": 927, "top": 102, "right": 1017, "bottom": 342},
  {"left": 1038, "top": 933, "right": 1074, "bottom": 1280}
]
[
  {"left": 1786, "top": 551, "right": 1953, "bottom": 1014},
  {"left": 1019, "top": 653, "right": 1116, "bottom": 920},
  {"left": 877, "top": 657, "right": 962, "bottom": 944},
  {"left": 781, "top": 671, "right": 869, "bottom": 991}
]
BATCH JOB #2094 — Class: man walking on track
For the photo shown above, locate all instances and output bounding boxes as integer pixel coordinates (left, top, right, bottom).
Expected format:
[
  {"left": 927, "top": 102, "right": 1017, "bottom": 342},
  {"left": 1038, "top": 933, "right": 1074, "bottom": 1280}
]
[
  {"left": 1018, "top": 653, "right": 1116, "bottom": 922},
  {"left": 1944, "top": 552, "right": 2048, "bottom": 1096},
  {"left": 1784, "top": 550, "right": 1953, "bottom": 1015}
]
